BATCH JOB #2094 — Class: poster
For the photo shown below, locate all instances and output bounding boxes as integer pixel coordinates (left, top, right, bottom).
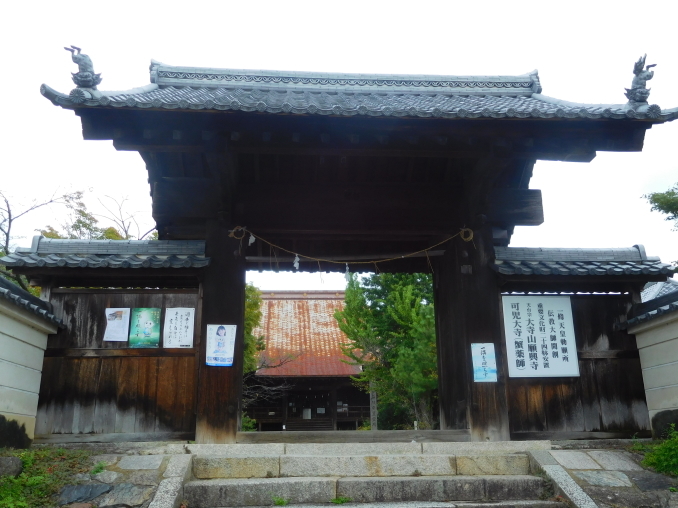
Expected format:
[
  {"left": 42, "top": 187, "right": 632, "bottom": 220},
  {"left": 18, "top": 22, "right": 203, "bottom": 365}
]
[
  {"left": 206, "top": 324, "right": 237, "bottom": 366},
  {"left": 163, "top": 307, "right": 196, "bottom": 348},
  {"left": 471, "top": 343, "right": 498, "bottom": 382},
  {"left": 129, "top": 308, "right": 162, "bottom": 348},
  {"left": 103, "top": 308, "right": 130, "bottom": 342},
  {"left": 502, "top": 295, "right": 580, "bottom": 378}
]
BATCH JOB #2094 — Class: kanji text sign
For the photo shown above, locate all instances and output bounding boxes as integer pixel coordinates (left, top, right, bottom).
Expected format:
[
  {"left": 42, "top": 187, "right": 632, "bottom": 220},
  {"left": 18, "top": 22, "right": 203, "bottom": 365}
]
[
  {"left": 502, "top": 296, "right": 579, "bottom": 378},
  {"left": 471, "top": 343, "right": 498, "bottom": 382}
]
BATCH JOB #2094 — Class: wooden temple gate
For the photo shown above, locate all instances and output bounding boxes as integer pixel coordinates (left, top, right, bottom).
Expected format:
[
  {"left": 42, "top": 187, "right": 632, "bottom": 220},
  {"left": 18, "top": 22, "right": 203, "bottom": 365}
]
[{"left": 5, "top": 54, "right": 676, "bottom": 443}]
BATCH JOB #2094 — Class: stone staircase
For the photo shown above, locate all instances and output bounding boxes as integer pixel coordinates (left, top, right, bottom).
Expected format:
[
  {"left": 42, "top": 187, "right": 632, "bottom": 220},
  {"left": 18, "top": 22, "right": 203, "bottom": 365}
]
[{"left": 182, "top": 442, "right": 562, "bottom": 507}]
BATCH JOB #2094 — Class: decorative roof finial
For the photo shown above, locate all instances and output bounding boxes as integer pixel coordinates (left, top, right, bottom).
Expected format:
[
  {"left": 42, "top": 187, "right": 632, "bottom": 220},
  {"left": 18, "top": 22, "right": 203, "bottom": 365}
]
[
  {"left": 625, "top": 54, "right": 656, "bottom": 104},
  {"left": 64, "top": 46, "right": 102, "bottom": 89}
]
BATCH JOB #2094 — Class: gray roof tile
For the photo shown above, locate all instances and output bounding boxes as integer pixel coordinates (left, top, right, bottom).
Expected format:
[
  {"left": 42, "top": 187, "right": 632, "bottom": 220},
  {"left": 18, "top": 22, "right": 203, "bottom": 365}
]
[
  {"left": 0, "top": 278, "right": 64, "bottom": 328},
  {"left": 40, "top": 63, "right": 678, "bottom": 122},
  {"left": 492, "top": 246, "right": 673, "bottom": 277},
  {"left": 1, "top": 236, "right": 210, "bottom": 270}
]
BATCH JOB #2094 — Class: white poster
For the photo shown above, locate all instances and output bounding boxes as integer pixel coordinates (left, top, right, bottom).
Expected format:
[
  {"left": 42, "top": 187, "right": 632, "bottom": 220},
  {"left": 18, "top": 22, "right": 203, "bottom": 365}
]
[
  {"left": 103, "top": 308, "right": 130, "bottom": 342},
  {"left": 502, "top": 295, "right": 580, "bottom": 378},
  {"left": 471, "top": 343, "right": 498, "bottom": 382},
  {"left": 206, "top": 324, "right": 237, "bottom": 367},
  {"left": 163, "top": 308, "right": 196, "bottom": 348}
]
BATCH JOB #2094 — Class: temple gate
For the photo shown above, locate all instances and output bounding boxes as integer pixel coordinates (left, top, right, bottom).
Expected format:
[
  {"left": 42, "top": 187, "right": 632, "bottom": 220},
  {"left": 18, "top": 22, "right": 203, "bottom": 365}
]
[{"left": 3, "top": 51, "right": 676, "bottom": 443}]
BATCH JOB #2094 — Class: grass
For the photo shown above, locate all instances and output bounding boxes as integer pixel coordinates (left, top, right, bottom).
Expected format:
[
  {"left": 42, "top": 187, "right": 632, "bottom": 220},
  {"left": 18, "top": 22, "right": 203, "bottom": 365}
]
[
  {"left": 641, "top": 424, "right": 678, "bottom": 476},
  {"left": 90, "top": 461, "right": 106, "bottom": 475},
  {"left": 272, "top": 496, "right": 290, "bottom": 506},
  {"left": 0, "top": 447, "right": 93, "bottom": 508},
  {"left": 330, "top": 497, "right": 353, "bottom": 504}
]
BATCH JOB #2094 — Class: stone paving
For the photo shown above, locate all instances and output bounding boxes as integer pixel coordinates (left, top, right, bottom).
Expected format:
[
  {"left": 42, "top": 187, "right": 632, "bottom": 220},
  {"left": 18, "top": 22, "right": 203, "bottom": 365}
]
[
  {"left": 57, "top": 448, "right": 191, "bottom": 508},
  {"left": 535, "top": 448, "right": 678, "bottom": 508}
]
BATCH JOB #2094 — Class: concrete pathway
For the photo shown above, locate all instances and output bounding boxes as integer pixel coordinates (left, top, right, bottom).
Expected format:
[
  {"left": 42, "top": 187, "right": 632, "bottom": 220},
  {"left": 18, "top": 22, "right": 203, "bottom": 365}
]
[{"left": 530, "top": 448, "right": 678, "bottom": 508}]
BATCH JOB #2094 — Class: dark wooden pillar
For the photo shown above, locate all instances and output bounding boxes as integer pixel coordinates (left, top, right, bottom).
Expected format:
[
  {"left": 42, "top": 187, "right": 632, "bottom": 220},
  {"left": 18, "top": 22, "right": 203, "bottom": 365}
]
[
  {"left": 282, "top": 391, "right": 288, "bottom": 429},
  {"left": 330, "top": 388, "right": 338, "bottom": 430},
  {"left": 434, "top": 224, "right": 510, "bottom": 441},
  {"left": 195, "top": 220, "right": 246, "bottom": 443}
]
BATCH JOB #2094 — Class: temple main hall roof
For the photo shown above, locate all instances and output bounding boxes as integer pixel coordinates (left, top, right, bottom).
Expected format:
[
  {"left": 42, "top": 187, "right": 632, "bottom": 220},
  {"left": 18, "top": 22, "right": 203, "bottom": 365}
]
[{"left": 41, "top": 61, "right": 678, "bottom": 122}]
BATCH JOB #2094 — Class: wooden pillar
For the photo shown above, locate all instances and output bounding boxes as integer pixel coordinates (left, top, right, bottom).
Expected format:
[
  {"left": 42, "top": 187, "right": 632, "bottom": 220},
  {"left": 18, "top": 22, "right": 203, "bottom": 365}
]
[
  {"left": 330, "top": 388, "right": 337, "bottom": 430},
  {"left": 195, "top": 220, "right": 246, "bottom": 443},
  {"left": 282, "top": 391, "right": 288, "bottom": 430},
  {"left": 434, "top": 224, "right": 510, "bottom": 441}
]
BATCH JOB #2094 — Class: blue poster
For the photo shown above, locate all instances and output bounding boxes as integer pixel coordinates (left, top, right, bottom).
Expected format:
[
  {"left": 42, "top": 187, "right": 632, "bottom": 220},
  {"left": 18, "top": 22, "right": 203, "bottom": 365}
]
[{"left": 471, "top": 343, "right": 498, "bottom": 382}]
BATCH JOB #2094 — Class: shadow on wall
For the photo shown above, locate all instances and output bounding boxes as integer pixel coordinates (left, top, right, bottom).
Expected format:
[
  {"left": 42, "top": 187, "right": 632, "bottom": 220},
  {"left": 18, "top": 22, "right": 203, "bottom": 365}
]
[
  {"left": 0, "top": 415, "right": 32, "bottom": 449},
  {"left": 652, "top": 409, "right": 678, "bottom": 440}
]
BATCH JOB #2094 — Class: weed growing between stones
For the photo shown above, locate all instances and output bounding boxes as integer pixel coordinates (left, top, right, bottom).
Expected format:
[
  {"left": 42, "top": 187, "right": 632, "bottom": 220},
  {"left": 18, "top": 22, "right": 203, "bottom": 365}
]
[
  {"left": 642, "top": 424, "right": 678, "bottom": 476},
  {"left": 331, "top": 497, "right": 352, "bottom": 504},
  {"left": 90, "top": 461, "right": 106, "bottom": 475},
  {"left": 0, "top": 447, "right": 92, "bottom": 508},
  {"left": 272, "top": 496, "right": 290, "bottom": 505}
]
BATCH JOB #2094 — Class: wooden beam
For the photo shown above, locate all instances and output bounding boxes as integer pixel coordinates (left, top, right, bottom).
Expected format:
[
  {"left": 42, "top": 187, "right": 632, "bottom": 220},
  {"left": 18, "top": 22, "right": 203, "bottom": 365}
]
[
  {"left": 487, "top": 189, "right": 543, "bottom": 226},
  {"left": 34, "top": 431, "right": 193, "bottom": 444},
  {"left": 153, "top": 178, "right": 220, "bottom": 219},
  {"left": 44, "top": 348, "right": 196, "bottom": 358},
  {"left": 195, "top": 220, "right": 246, "bottom": 443}
]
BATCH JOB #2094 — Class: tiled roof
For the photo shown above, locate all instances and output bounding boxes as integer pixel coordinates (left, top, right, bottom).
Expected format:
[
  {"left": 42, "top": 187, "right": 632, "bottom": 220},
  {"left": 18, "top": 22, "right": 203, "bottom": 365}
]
[
  {"left": 40, "top": 62, "right": 678, "bottom": 122},
  {"left": 0, "top": 236, "right": 210, "bottom": 269},
  {"left": 0, "top": 277, "right": 64, "bottom": 328},
  {"left": 626, "top": 278, "right": 678, "bottom": 328},
  {"left": 641, "top": 279, "right": 678, "bottom": 302},
  {"left": 492, "top": 245, "right": 673, "bottom": 277},
  {"left": 254, "top": 291, "right": 360, "bottom": 377}
]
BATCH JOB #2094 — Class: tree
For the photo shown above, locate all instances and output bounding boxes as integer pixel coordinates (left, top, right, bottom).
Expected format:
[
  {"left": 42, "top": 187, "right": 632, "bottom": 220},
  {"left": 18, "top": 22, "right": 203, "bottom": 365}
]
[
  {"left": 334, "top": 273, "right": 438, "bottom": 429},
  {"left": 243, "top": 283, "right": 266, "bottom": 374},
  {"left": 0, "top": 190, "right": 81, "bottom": 290},
  {"left": 645, "top": 183, "right": 678, "bottom": 230}
]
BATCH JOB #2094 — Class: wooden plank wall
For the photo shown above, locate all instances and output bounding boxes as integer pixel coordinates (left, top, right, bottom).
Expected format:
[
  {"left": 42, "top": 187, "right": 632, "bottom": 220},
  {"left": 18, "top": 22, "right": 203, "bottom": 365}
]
[
  {"left": 508, "top": 295, "right": 650, "bottom": 440},
  {"left": 35, "top": 289, "right": 199, "bottom": 439}
]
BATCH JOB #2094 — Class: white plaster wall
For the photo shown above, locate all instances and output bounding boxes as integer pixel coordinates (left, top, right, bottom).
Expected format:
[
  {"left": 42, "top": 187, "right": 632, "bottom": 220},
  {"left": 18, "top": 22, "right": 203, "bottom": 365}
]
[
  {"left": 630, "top": 311, "right": 678, "bottom": 424},
  {"left": 0, "top": 300, "right": 57, "bottom": 439}
]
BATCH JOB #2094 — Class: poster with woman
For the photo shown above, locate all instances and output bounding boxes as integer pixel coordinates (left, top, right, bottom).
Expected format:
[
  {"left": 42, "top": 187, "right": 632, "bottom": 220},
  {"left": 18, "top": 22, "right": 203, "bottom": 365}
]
[{"left": 206, "top": 324, "right": 237, "bottom": 366}]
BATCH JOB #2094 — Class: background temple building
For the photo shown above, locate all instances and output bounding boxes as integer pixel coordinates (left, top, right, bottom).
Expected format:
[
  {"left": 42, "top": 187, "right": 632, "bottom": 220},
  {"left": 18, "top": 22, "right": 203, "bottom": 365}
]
[
  {"left": 247, "top": 291, "right": 369, "bottom": 431},
  {"left": 1, "top": 50, "right": 676, "bottom": 444}
]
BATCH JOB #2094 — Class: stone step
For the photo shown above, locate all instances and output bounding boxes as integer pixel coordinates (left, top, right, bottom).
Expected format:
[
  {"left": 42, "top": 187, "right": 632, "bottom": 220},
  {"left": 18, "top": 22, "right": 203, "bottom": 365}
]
[
  {"left": 184, "top": 475, "right": 548, "bottom": 507},
  {"left": 192, "top": 454, "right": 530, "bottom": 479},
  {"left": 184, "top": 440, "right": 551, "bottom": 457}
]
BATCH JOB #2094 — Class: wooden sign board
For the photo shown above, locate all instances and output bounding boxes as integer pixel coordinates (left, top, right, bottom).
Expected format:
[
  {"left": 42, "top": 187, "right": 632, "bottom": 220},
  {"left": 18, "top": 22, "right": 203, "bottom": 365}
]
[{"left": 502, "top": 295, "right": 579, "bottom": 378}]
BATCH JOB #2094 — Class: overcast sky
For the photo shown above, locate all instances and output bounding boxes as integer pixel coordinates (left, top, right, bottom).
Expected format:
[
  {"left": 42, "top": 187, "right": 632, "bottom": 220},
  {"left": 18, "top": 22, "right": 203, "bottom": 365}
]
[{"left": 2, "top": 1, "right": 676, "bottom": 291}]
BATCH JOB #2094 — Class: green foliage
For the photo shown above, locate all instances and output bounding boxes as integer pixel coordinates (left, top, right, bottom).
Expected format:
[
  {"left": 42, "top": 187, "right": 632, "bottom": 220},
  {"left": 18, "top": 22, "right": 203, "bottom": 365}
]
[
  {"left": 642, "top": 423, "right": 678, "bottom": 476},
  {"left": 243, "top": 283, "right": 266, "bottom": 374},
  {"left": 645, "top": 183, "right": 678, "bottom": 230},
  {"left": 0, "top": 447, "right": 92, "bottom": 508},
  {"left": 272, "top": 496, "right": 290, "bottom": 506},
  {"left": 90, "top": 461, "right": 106, "bottom": 474},
  {"left": 330, "top": 497, "right": 353, "bottom": 504},
  {"left": 334, "top": 273, "right": 438, "bottom": 429},
  {"left": 241, "top": 413, "right": 258, "bottom": 432},
  {"left": 39, "top": 193, "right": 126, "bottom": 241}
]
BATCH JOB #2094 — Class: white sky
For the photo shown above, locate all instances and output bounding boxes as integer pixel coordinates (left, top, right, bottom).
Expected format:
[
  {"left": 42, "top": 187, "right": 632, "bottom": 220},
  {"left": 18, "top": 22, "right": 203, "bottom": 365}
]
[{"left": 1, "top": 1, "right": 676, "bottom": 291}]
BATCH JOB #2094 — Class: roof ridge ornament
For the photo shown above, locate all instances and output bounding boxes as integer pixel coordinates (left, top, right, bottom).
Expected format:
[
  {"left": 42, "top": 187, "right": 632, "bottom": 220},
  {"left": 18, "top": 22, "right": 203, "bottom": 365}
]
[
  {"left": 65, "top": 46, "right": 102, "bottom": 89},
  {"left": 625, "top": 54, "right": 656, "bottom": 104}
]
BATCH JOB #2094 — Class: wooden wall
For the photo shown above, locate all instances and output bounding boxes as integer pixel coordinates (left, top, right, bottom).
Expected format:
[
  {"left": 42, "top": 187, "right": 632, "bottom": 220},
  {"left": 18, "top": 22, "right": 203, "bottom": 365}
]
[
  {"left": 35, "top": 289, "right": 199, "bottom": 441},
  {"left": 507, "top": 295, "right": 650, "bottom": 440}
]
